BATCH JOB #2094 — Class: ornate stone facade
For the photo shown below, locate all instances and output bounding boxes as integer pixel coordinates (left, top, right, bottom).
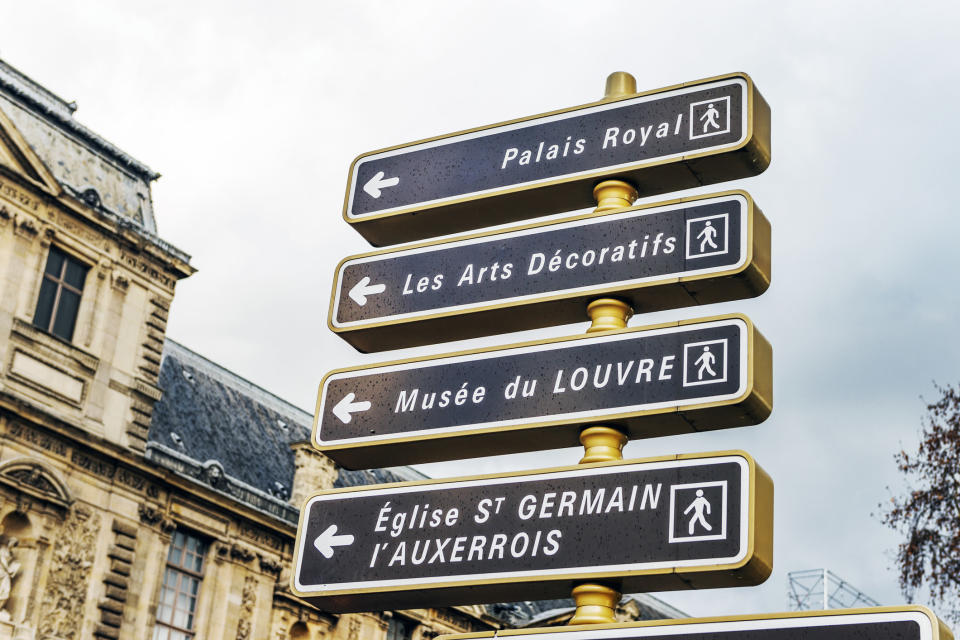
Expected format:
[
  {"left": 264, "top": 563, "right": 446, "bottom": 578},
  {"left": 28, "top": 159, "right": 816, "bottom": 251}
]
[
  {"left": 290, "top": 442, "right": 338, "bottom": 509},
  {"left": 37, "top": 504, "right": 101, "bottom": 639},
  {"left": 236, "top": 575, "right": 258, "bottom": 640}
]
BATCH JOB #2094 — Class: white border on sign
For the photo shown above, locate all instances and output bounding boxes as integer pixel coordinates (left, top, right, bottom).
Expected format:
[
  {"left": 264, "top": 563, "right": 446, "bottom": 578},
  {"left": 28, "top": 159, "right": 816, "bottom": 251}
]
[
  {"left": 464, "top": 611, "right": 933, "bottom": 640},
  {"left": 346, "top": 78, "right": 749, "bottom": 219},
  {"left": 294, "top": 456, "right": 750, "bottom": 593},
  {"left": 685, "top": 212, "right": 731, "bottom": 260},
  {"left": 688, "top": 95, "right": 733, "bottom": 140},
  {"left": 332, "top": 195, "right": 748, "bottom": 329},
  {"left": 316, "top": 318, "right": 748, "bottom": 447},
  {"left": 682, "top": 338, "right": 729, "bottom": 387},
  {"left": 668, "top": 480, "right": 728, "bottom": 543}
]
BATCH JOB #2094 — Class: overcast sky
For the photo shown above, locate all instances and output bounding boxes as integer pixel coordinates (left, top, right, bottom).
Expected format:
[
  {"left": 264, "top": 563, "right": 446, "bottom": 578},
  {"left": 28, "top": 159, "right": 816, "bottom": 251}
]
[{"left": 4, "top": 0, "right": 960, "bottom": 621}]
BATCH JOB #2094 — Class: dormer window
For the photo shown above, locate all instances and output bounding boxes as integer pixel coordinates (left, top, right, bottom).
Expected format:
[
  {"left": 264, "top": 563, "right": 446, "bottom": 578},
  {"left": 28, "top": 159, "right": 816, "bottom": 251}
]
[{"left": 33, "top": 246, "right": 88, "bottom": 341}]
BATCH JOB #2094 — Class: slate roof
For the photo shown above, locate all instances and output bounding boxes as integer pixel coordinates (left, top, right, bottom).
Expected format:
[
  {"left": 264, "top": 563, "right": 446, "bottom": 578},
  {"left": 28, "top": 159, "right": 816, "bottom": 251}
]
[
  {"left": 0, "top": 57, "right": 191, "bottom": 257},
  {"left": 148, "top": 340, "right": 424, "bottom": 523}
]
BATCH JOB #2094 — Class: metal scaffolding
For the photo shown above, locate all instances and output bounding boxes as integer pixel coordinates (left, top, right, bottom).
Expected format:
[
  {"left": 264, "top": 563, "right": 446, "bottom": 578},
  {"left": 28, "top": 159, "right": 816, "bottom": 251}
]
[{"left": 787, "top": 569, "right": 880, "bottom": 611}]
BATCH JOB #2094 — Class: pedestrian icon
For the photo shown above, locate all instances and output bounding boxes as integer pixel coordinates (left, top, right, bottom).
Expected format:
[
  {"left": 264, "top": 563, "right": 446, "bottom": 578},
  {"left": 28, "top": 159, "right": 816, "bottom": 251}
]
[
  {"left": 669, "top": 481, "right": 728, "bottom": 543},
  {"left": 701, "top": 104, "right": 721, "bottom": 134},
  {"left": 689, "top": 96, "right": 731, "bottom": 140},
  {"left": 683, "top": 338, "right": 727, "bottom": 387},
  {"left": 695, "top": 347, "right": 717, "bottom": 380},
  {"left": 698, "top": 221, "right": 718, "bottom": 252},
  {"left": 686, "top": 213, "right": 729, "bottom": 259},
  {"left": 684, "top": 489, "right": 713, "bottom": 535}
]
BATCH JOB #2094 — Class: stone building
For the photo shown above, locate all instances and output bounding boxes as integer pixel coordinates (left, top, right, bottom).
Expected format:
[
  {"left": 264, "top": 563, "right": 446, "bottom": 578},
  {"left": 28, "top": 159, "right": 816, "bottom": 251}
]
[{"left": 0, "top": 58, "right": 684, "bottom": 640}]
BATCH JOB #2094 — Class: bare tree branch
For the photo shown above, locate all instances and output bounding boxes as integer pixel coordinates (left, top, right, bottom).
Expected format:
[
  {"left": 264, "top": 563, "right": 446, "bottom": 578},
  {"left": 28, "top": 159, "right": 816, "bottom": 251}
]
[{"left": 880, "top": 382, "right": 960, "bottom": 622}]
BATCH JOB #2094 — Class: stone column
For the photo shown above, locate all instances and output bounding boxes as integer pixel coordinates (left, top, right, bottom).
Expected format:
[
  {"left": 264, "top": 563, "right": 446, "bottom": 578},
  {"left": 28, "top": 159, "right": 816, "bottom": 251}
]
[{"left": 289, "top": 442, "right": 338, "bottom": 508}]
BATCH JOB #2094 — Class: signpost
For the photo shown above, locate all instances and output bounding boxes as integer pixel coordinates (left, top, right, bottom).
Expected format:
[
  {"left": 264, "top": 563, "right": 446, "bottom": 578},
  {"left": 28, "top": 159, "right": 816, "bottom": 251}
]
[
  {"left": 296, "top": 71, "right": 952, "bottom": 640},
  {"left": 343, "top": 73, "right": 770, "bottom": 245},
  {"left": 435, "top": 608, "right": 954, "bottom": 640},
  {"left": 314, "top": 314, "right": 771, "bottom": 468},
  {"left": 291, "top": 452, "right": 773, "bottom": 612},
  {"left": 330, "top": 191, "right": 770, "bottom": 352}
]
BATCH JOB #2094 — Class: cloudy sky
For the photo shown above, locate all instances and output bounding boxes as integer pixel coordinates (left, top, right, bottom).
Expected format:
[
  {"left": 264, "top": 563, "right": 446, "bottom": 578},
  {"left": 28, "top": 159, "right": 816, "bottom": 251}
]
[{"left": 4, "top": 0, "right": 960, "bottom": 621}]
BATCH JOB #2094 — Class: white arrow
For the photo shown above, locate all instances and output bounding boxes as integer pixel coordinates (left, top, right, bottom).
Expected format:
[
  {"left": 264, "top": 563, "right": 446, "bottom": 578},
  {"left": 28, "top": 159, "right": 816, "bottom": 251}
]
[
  {"left": 332, "top": 392, "right": 371, "bottom": 424},
  {"left": 348, "top": 276, "right": 387, "bottom": 306},
  {"left": 313, "top": 524, "right": 355, "bottom": 559},
  {"left": 363, "top": 171, "right": 400, "bottom": 198}
]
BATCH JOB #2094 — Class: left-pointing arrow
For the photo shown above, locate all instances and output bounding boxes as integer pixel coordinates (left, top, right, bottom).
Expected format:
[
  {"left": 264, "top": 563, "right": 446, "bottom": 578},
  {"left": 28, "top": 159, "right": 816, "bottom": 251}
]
[
  {"left": 332, "top": 392, "right": 371, "bottom": 424},
  {"left": 313, "top": 524, "right": 355, "bottom": 559},
  {"left": 363, "top": 171, "right": 400, "bottom": 199},
  {"left": 348, "top": 276, "right": 387, "bottom": 306}
]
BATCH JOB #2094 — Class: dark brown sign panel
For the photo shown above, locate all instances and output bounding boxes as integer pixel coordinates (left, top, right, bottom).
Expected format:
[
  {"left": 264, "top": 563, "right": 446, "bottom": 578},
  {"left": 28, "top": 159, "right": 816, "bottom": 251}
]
[
  {"left": 330, "top": 191, "right": 770, "bottom": 352},
  {"left": 314, "top": 314, "right": 772, "bottom": 469},
  {"left": 436, "top": 608, "right": 953, "bottom": 640},
  {"left": 291, "top": 452, "right": 772, "bottom": 613},
  {"left": 343, "top": 73, "right": 770, "bottom": 246}
]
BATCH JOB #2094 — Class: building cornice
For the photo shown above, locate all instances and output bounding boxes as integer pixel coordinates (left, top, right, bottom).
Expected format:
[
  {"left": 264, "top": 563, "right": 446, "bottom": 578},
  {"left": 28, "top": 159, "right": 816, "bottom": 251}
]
[
  {"left": 145, "top": 442, "right": 299, "bottom": 525},
  {"left": 0, "top": 163, "right": 194, "bottom": 278},
  {"left": 0, "top": 392, "right": 295, "bottom": 539}
]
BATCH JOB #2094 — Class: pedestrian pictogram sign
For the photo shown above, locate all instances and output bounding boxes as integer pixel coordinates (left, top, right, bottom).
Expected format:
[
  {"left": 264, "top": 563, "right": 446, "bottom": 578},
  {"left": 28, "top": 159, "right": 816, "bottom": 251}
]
[
  {"left": 329, "top": 191, "right": 770, "bottom": 352},
  {"left": 291, "top": 452, "right": 772, "bottom": 612},
  {"left": 314, "top": 314, "right": 772, "bottom": 469},
  {"left": 343, "top": 73, "right": 770, "bottom": 245}
]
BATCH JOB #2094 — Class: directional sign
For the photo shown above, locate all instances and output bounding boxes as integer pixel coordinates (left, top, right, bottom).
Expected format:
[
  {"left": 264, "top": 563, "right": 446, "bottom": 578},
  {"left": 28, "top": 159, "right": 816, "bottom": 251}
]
[
  {"left": 330, "top": 191, "right": 770, "bottom": 352},
  {"left": 291, "top": 452, "right": 773, "bottom": 612},
  {"left": 343, "top": 72, "right": 770, "bottom": 246},
  {"left": 314, "top": 314, "right": 771, "bottom": 469},
  {"left": 436, "top": 608, "right": 954, "bottom": 640}
]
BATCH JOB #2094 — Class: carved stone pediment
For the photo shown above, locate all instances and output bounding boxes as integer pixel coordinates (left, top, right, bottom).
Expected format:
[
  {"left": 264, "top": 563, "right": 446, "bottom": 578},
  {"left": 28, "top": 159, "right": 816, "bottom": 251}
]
[{"left": 0, "top": 458, "right": 72, "bottom": 509}]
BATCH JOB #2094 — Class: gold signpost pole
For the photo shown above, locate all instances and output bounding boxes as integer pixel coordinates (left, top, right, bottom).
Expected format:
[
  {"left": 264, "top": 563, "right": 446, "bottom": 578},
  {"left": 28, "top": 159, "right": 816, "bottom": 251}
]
[
  {"left": 568, "top": 72, "right": 639, "bottom": 626},
  {"left": 300, "top": 66, "right": 784, "bottom": 622}
]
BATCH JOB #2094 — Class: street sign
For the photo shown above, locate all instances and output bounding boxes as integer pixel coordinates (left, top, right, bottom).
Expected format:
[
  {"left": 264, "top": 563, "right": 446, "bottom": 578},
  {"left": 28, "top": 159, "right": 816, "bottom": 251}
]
[
  {"left": 343, "top": 72, "right": 770, "bottom": 246},
  {"left": 314, "top": 314, "right": 771, "bottom": 469},
  {"left": 330, "top": 191, "right": 770, "bottom": 352},
  {"left": 436, "top": 608, "right": 954, "bottom": 640},
  {"left": 291, "top": 452, "right": 773, "bottom": 613}
]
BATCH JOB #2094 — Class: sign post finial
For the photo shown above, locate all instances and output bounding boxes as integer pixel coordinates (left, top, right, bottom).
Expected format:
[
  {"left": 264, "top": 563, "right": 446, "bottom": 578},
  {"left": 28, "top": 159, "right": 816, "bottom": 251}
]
[
  {"left": 569, "top": 583, "right": 622, "bottom": 625},
  {"left": 603, "top": 71, "right": 637, "bottom": 100},
  {"left": 592, "top": 180, "right": 638, "bottom": 212}
]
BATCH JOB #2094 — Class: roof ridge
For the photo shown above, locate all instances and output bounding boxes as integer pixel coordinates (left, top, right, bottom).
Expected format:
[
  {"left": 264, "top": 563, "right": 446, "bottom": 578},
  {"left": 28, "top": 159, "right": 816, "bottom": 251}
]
[
  {"left": 162, "top": 338, "right": 313, "bottom": 423},
  {"left": 0, "top": 57, "right": 159, "bottom": 180},
  {"left": 0, "top": 58, "right": 75, "bottom": 115}
]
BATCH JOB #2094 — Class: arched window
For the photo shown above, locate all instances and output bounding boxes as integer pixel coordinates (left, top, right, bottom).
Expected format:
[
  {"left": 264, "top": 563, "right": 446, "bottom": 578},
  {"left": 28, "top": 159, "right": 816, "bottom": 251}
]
[
  {"left": 290, "top": 621, "right": 310, "bottom": 640},
  {"left": 0, "top": 512, "right": 31, "bottom": 542}
]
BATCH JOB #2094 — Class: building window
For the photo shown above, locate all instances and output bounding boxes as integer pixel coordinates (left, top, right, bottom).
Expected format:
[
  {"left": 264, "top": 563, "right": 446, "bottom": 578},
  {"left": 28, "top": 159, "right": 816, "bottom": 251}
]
[
  {"left": 387, "top": 616, "right": 417, "bottom": 640},
  {"left": 33, "top": 246, "right": 88, "bottom": 341},
  {"left": 154, "top": 530, "right": 208, "bottom": 640}
]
